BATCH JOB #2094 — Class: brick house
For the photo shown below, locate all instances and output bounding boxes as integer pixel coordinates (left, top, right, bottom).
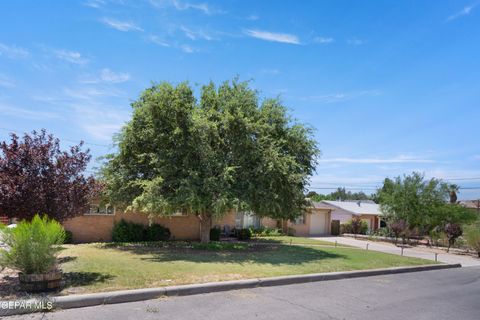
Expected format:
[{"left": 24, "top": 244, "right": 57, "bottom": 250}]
[{"left": 62, "top": 202, "right": 334, "bottom": 243}]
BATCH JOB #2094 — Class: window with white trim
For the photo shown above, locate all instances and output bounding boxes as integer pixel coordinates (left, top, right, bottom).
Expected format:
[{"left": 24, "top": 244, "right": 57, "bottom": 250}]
[
  {"left": 294, "top": 213, "right": 306, "bottom": 225},
  {"left": 85, "top": 204, "right": 115, "bottom": 215}
]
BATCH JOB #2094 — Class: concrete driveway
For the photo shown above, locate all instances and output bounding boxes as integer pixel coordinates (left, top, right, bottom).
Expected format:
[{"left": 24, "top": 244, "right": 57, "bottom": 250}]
[{"left": 314, "top": 236, "right": 480, "bottom": 267}]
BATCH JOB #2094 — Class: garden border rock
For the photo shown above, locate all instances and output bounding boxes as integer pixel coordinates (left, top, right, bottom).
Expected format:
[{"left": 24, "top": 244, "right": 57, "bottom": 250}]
[{"left": 0, "top": 263, "right": 461, "bottom": 316}]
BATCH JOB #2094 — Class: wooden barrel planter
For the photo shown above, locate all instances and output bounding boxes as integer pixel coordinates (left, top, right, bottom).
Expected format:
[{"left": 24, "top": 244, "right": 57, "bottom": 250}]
[{"left": 19, "top": 270, "right": 64, "bottom": 292}]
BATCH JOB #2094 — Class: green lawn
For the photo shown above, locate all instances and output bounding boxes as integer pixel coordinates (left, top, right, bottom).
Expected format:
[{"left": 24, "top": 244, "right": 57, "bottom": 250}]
[{"left": 58, "top": 238, "right": 435, "bottom": 295}]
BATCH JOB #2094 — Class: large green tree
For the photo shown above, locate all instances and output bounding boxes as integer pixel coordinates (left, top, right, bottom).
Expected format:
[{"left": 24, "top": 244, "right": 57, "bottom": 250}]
[
  {"left": 101, "top": 80, "right": 319, "bottom": 242},
  {"left": 377, "top": 172, "right": 476, "bottom": 235}
]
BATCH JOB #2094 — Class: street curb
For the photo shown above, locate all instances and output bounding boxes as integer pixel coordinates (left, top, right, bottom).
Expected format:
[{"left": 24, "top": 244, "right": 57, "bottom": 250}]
[{"left": 0, "top": 263, "right": 461, "bottom": 316}]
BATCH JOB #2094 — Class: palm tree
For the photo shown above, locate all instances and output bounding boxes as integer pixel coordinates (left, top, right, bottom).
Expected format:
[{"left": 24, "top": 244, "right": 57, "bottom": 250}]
[{"left": 448, "top": 184, "right": 459, "bottom": 204}]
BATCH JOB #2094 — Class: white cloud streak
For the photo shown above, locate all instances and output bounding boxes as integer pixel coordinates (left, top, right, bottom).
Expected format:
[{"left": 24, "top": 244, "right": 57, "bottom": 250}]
[
  {"left": 447, "top": 2, "right": 479, "bottom": 21},
  {"left": 301, "top": 90, "right": 381, "bottom": 104},
  {"left": 0, "top": 74, "right": 15, "bottom": 88},
  {"left": 244, "top": 29, "right": 300, "bottom": 44},
  {"left": 101, "top": 18, "right": 143, "bottom": 32},
  {"left": 314, "top": 37, "right": 334, "bottom": 44},
  {"left": 180, "top": 26, "right": 214, "bottom": 41},
  {"left": 55, "top": 49, "right": 89, "bottom": 65},
  {"left": 80, "top": 68, "right": 130, "bottom": 84},
  {"left": 347, "top": 38, "right": 365, "bottom": 45},
  {"left": 319, "top": 155, "right": 435, "bottom": 164},
  {"left": 145, "top": 35, "right": 171, "bottom": 47},
  {"left": 0, "top": 43, "right": 29, "bottom": 59}
]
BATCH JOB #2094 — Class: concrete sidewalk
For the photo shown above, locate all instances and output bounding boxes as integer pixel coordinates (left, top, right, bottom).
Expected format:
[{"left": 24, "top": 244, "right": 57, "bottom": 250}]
[{"left": 314, "top": 236, "right": 480, "bottom": 267}]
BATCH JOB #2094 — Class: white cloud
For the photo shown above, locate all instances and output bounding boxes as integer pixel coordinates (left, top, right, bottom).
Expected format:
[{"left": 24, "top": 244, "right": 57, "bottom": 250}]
[
  {"left": 314, "top": 37, "right": 334, "bottom": 44},
  {"left": 180, "top": 44, "right": 195, "bottom": 53},
  {"left": 180, "top": 26, "right": 214, "bottom": 41},
  {"left": 145, "top": 35, "right": 171, "bottom": 47},
  {"left": 246, "top": 14, "right": 259, "bottom": 21},
  {"left": 0, "top": 102, "right": 61, "bottom": 120},
  {"left": 101, "top": 18, "right": 143, "bottom": 32},
  {"left": 171, "top": 0, "right": 217, "bottom": 14},
  {"left": 244, "top": 29, "right": 300, "bottom": 44},
  {"left": 0, "top": 74, "right": 15, "bottom": 88},
  {"left": 79, "top": 69, "right": 130, "bottom": 84},
  {"left": 74, "top": 105, "right": 128, "bottom": 140},
  {"left": 100, "top": 68, "right": 130, "bottom": 83},
  {"left": 0, "top": 43, "right": 29, "bottom": 59},
  {"left": 83, "top": 0, "right": 106, "bottom": 8},
  {"left": 347, "top": 38, "right": 365, "bottom": 45},
  {"left": 471, "top": 155, "right": 480, "bottom": 161},
  {"left": 446, "top": 2, "right": 479, "bottom": 21},
  {"left": 301, "top": 90, "right": 381, "bottom": 104},
  {"left": 55, "top": 49, "right": 89, "bottom": 65},
  {"left": 63, "top": 86, "right": 124, "bottom": 100},
  {"left": 260, "top": 68, "right": 280, "bottom": 75},
  {"left": 318, "top": 155, "right": 434, "bottom": 164}
]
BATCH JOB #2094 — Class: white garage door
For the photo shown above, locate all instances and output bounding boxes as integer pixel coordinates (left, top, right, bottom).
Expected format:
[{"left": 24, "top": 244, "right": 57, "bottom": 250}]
[{"left": 309, "top": 212, "right": 328, "bottom": 235}]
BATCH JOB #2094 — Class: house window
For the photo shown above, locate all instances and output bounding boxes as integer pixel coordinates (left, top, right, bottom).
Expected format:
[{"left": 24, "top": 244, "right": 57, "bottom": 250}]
[
  {"left": 172, "top": 210, "right": 188, "bottom": 217},
  {"left": 85, "top": 205, "right": 115, "bottom": 215},
  {"left": 294, "top": 214, "right": 305, "bottom": 225},
  {"left": 235, "top": 211, "right": 261, "bottom": 228}
]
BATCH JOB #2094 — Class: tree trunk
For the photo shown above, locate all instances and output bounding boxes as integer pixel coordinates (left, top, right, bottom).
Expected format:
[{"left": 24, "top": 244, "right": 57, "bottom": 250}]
[{"left": 199, "top": 213, "right": 212, "bottom": 243}]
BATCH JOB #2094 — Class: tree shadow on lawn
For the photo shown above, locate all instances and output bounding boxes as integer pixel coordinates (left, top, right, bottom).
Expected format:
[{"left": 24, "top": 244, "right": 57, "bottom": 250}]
[
  {"left": 0, "top": 270, "right": 114, "bottom": 299},
  {"left": 63, "top": 272, "right": 114, "bottom": 289},
  {"left": 99, "top": 241, "right": 347, "bottom": 266}
]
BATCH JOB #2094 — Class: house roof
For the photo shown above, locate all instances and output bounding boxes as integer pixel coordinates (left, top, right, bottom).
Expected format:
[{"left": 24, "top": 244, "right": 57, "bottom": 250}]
[
  {"left": 459, "top": 200, "right": 480, "bottom": 210},
  {"left": 320, "top": 200, "right": 383, "bottom": 216}
]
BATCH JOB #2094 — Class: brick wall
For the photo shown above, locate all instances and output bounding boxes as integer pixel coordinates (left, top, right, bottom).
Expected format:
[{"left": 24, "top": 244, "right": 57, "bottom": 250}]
[{"left": 63, "top": 211, "right": 202, "bottom": 243}]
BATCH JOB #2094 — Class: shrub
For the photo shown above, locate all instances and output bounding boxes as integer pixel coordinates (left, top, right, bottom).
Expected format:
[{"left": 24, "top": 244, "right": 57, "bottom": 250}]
[
  {"left": 373, "top": 227, "right": 392, "bottom": 238},
  {"left": 64, "top": 230, "right": 74, "bottom": 244},
  {"left": 287, "top": 227, "right": 296, "bottom": 236},
  {"left": 444, "top": 223, "right": 463, "bottom": 252},
  {"left": 236, "top": 228, "right": 252, "bottom": 240},
  {"left": 112, "top": 219, "right": 145, "bottom": 242},
  {"left": 465, "top": 224, "right": 480, "bottom": 257},
  {"left": 145, "top": 224, "right": 171, "bottom": 241},
  {"left": 350, "top": 216, "right": 368, "bottom": 235},
  {"left": 209, "top": 227, "right": 221, "bottom": 241},
  {"left": 340, "top": 223, "right": 352, "bottom": 234},
  {"left": 0, "top": 215, "right": 65, "bottom": 274},
  {"left": 251, "top": 226, "right": 282, "bottom": 237},
  {"left": 341, "top": 217, "right": 368, "bottom": 235}
]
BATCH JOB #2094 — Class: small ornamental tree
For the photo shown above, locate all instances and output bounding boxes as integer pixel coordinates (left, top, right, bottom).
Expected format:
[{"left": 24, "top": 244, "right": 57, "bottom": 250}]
[
  {"left": 0, "top": 130, "right": 97, "bottom": 221},
  {"left": 444, "top": 223, "right": 463, "bottom": 252},
  {"left": 390, "top": 219, "right": 408, "bottom": 244},
  {"left": 101, "top": 80, "right": 319, "bottom": 242}
]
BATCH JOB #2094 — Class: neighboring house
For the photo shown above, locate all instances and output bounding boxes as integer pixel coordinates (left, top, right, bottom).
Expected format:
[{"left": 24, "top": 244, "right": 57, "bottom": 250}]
[
  {"left": 319, "top": 200, "right": 382, "bottom": 231},
  {"left": 286, "top": 202, "right": 332, "bottom": 236},
  {"left": 459, "top": 200, "right": 480, "bottom": 215}
]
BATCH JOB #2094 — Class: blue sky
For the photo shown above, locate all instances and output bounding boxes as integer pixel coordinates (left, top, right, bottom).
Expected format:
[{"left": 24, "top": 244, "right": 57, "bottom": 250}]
[{"left": 0, "top": 0, "right": 479, "bottom": 199}]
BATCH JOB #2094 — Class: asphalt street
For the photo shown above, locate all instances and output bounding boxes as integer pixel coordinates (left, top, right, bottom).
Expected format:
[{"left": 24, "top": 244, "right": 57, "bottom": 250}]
[{"left": 8, "top": 266, "right": 480, "bottom": 320}]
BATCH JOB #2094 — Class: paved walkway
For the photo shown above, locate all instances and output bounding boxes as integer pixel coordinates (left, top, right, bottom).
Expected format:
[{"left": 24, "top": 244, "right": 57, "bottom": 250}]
[{"left": 312, "top": 236, "right": 480, "bottom": 267}]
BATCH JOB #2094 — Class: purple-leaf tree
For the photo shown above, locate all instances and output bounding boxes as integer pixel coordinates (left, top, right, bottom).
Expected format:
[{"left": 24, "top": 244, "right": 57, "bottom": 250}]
[
  {"left": 444, "top": 223, "right": 463, "bottom": 252},
  {"left": 0, "top": 130, "right": 98, "bottom": 221}
]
